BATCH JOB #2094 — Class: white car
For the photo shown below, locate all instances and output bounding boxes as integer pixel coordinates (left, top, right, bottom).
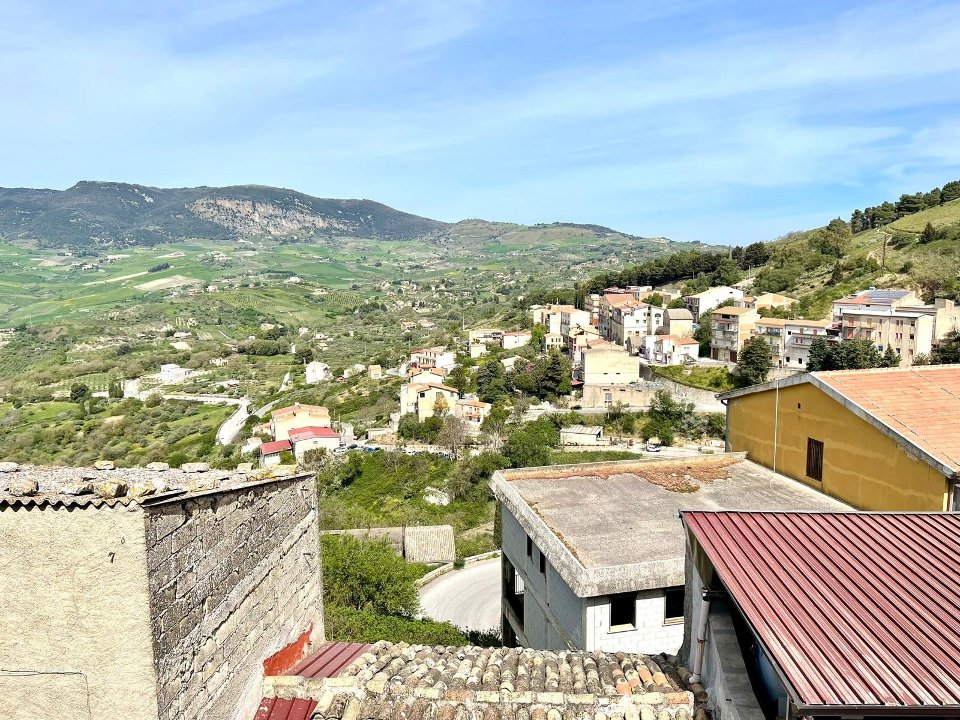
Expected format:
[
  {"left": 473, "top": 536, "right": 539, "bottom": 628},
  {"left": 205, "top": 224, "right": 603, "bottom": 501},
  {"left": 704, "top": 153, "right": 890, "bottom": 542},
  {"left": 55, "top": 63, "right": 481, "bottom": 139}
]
[{"left": 645, "top": 444, "right": 662, "bottom": 453}]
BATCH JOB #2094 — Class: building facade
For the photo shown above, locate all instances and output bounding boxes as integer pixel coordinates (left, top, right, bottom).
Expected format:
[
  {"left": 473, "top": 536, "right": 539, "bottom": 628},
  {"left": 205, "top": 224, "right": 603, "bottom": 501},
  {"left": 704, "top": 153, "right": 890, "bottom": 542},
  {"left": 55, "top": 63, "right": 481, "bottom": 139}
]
[
  {"left": 709, "top": 307, "right": 758, "bottom": 362},
  {"left": 0, "top": 465, "right": 323, "bottom": 720},
  {"left": 684, "top": 286, "right": 744, "bottom": 322},
  {"left": 720, "top": 365, "right": 960, "bottom": 510}
]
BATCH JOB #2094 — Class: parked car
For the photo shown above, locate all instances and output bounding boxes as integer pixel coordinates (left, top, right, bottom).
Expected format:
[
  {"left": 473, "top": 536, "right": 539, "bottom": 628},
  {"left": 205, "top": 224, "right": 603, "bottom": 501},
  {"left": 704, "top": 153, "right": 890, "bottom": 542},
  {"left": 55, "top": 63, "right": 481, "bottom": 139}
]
[{"left": 645, "top": 443, "right": 661, "bottom": 452}]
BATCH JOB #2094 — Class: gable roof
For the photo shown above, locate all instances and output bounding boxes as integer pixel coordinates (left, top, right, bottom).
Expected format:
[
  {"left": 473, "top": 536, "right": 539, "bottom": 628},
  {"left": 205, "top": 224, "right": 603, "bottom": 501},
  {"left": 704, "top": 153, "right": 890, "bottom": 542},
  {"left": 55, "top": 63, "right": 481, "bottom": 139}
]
[
  {"left": 288, "top": 426, "right": 340, "bottom": 442},
  {"left": 683, "top": 511, "right": 960, "bottom": 714},
  {"left": 272, "top": 404, "right": 329, "bottom": 419},
  {"left": 712, "top": 306, "right": 755, "bottom": 317},
  {"left": 260, "top": 440, "right": 292, "bottom": 455},
  {"left": 719, "top": 365, "right": 960, "bottom": 477}
]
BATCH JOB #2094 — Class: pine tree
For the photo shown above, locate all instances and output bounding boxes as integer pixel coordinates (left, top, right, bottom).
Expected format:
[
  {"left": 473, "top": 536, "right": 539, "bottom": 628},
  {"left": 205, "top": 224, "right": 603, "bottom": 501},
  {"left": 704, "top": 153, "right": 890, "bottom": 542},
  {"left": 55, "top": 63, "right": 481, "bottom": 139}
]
[
  {"left": 807, "top": 338, "right": 830, "bottom": 372},
  {"left": 920, "top": 222, "right": 938, "bottom": 244},
  {"left": 881, "top": 345, "right": 901, "bottom": 368}
]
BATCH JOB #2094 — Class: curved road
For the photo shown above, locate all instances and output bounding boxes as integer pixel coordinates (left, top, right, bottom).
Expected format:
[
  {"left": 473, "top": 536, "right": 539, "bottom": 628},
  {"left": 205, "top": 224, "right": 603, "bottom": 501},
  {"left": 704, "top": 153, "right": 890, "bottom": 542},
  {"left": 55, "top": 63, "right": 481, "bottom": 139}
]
[{"left": 419, "top": 559, "right": 501, "bottom": 633}]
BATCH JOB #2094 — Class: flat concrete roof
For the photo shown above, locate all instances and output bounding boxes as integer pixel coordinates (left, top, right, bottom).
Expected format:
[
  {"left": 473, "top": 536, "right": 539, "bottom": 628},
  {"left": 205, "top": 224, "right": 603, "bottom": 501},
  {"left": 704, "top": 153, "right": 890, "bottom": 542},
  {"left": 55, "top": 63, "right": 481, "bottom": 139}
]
[{"left": 491, "top": 453, "right": 848, "bottom": 596}]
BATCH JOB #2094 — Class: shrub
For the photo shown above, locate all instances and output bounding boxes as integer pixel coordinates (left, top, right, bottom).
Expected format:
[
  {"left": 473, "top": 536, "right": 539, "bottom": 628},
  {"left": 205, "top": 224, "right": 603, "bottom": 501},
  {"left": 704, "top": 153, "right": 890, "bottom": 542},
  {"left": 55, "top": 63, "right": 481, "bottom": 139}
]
[
  {"left": 324, "top": 605, "right": 472, "bottom": 646},
  {"left": 321, "top": 534, "right": 423, "bottom": 617}
]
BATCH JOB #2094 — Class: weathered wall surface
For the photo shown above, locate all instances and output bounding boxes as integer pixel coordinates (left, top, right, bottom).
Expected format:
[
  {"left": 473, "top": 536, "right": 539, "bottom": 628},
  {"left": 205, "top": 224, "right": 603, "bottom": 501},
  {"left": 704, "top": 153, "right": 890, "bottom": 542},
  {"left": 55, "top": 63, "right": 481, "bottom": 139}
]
[
  {"left": 0, "top": 505, "right": 160, "bottom": 720},
  {"left": 145, "top": 477, "right": 323, "bottom": 720},
  {"left": 585, "top": 590, "right": 684, "bottom": 655},
  {"left": 727, "top": 383, "right": 948, "bottom": 511}
]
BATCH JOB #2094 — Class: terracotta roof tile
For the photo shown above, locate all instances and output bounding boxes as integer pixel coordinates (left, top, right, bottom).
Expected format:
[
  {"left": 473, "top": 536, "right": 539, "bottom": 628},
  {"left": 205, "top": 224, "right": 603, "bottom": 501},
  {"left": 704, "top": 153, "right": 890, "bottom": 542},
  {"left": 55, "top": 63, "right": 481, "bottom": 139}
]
[{"left": 257, "top": 642, "right": 699, "bottom": 720}]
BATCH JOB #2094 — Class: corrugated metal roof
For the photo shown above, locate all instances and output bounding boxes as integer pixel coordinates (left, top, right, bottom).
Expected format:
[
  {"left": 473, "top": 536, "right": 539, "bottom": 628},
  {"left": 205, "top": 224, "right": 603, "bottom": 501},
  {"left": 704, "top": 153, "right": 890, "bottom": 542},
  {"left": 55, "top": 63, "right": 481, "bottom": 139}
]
[
  {"left": 252, "top": 697, "right": 317, "bottom": 720},
  {"left": 285, "top": 641, "right": 369, "bottom": 679},
  {"left": 683, "top": 511, "right": 960, "bottom": 713},
  {"left": 260, "top": 440, "right": 292, "bottom": 455}
]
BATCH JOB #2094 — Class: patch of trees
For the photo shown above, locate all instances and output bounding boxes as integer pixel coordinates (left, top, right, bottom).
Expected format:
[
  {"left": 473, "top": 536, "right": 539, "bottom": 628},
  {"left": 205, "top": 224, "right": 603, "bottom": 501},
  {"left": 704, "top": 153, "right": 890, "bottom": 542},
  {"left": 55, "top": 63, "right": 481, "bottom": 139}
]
[
  {"left": 736, "top": 336, "right": 773, "bottom": 386},
  {"left": 576, "top": 250, "right": 741, "bottom": 306},
  {"left": 850, "top": 179, "right": 960, "bottom": 232},
  {"left": 147, "top": 262, "right": 171, "bottom": 273},
  {"left": 476, "top": 351, "right": 572, "bottom": 403},
  {"left": 806, "top": 338, "right": 900, "bottom": 372},
  {"left": 931, "top": 331, "right": 960, "bottom": 364}
]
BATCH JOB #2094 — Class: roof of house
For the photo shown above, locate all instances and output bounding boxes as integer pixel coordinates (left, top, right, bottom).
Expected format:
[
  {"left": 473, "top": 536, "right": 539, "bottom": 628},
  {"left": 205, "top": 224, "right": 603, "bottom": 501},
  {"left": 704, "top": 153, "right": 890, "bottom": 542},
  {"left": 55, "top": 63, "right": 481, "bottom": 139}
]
[
  {"left": 272, "top": 403, "right": 329, "bottom": 418},
  {"left": 260, "top": 439, "right": 293, "bottom": 455},
  {"left": 255, "top": 641, "right": 700, "bottom": 720},
  {"left": 406, "top": 382, "right": 460, "bottom": 394},
  {"left": 755, "top": 317, "right": 788, "bottom": 327},
  {"left": 690, "top": 286, "right": 737, "bottom": 299},
  {"left": 754, "top": 292, "right": 797, "bottom": 304},
  {"left": 456, "top": 398, "right": 490, "bottom": 409},
  {"left": 0, "top": 463, "right": 308, "bottom": 510},
  {"left": 561, "top": 424, "right": 602, "bottom": 435},
  {"left": 784, "top": 318, "right": 833, "bottom": 328},
  {"left": 833, "top": 289, "right": 914, "bottom": 306},
  {"left": 603, "top": 293, "right": 636, "bottom": 308},
  {"left": 490, "top": 454, "right": 848, "bottom": 596},
  {"left": 683, "top": 511, "right": 960, "bottom": 714},
  {"left": 718, "top": 365, "right": 960, "bottom": 476},
  {"left": 288, "top": 426, "right": 340, "bottom": 442},
  {"left": 502, "top": 330, "right": 532, "bottom": 337},
  {"left": 665, "top": 308, "right": 694, "bottom": 320},
  {"left": 712, "top": 306, "right": 756, "bottom": 317}
]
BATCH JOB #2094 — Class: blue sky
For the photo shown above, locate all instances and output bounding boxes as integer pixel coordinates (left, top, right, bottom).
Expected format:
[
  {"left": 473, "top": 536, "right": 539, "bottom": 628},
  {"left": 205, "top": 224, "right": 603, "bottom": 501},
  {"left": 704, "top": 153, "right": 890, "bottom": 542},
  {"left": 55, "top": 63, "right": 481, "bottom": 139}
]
[{"left": 2, "top": 0, "right": 960, "bottom": 244}]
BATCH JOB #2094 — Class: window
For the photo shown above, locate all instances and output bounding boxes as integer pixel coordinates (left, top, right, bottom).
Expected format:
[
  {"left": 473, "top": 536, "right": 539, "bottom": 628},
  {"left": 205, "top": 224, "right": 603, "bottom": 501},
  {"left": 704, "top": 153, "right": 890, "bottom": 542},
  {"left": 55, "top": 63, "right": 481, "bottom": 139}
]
[
  {"left": 806, "top": 438, "right": 824, "bottom": 482},
  {"left": 609, "top": 593, "right": 636, "bottom": 630},
  {"left": 538, "top": 551, "right": 546, "bottom": 575},
  {"left": 664, "top": 586, "right": 685, "bottom": 624},
  {"left": 526, "top": 536, "right": 533, "bottom": 558}
]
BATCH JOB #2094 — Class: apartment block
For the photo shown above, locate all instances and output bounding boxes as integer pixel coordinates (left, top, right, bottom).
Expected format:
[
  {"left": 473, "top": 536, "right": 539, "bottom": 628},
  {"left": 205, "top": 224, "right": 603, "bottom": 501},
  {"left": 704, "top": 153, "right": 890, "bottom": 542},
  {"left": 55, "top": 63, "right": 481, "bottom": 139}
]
[{"left": 710, "top": 307, "right": 758, "bottom": 362}]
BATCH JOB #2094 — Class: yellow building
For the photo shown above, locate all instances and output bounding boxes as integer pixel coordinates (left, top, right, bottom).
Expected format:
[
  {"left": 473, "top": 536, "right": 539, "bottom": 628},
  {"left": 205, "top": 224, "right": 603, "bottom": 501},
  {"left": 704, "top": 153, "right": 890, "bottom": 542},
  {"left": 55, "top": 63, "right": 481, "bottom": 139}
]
[{"left": 719, "top": 365, "right": 960, "bottom": 511}]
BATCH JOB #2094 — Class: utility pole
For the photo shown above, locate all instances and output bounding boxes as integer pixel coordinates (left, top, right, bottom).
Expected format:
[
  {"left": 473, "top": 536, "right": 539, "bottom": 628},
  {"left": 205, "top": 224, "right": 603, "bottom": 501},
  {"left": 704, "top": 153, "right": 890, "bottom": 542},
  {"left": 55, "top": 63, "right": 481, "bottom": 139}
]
[{"left": 880, "top": 232, "right": 888, "bottom": 273}]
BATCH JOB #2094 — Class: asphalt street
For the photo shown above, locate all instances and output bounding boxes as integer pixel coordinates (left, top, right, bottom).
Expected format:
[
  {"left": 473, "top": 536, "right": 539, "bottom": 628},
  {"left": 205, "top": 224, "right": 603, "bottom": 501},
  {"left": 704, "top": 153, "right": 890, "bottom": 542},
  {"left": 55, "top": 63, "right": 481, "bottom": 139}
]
[{"left": 419, "top": 559, "right": 501, "bottom": 633}]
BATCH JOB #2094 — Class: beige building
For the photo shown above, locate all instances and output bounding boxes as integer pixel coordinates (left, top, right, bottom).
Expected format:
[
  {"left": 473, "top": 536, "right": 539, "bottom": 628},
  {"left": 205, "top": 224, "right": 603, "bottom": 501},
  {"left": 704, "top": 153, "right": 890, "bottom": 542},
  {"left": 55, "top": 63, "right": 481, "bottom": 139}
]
[
  {"left": 598, "top": 294, "right": 634, "bottom": 340},
  {"left": 610, "top": 302, "right": 664, "bottom": 348},
  {"left": 271, "top": 403, "right": 331, "bottom": 441},
  {"left": 831, "top": 290, "right": 960, "bottom": 366},
  {"left": 399, "top": 382, "right": 460, "bottom": 421},
  {"left": 0, "top": 464, "right": 322, "bottom": 720},
  {"left": 566, "top": 324, "right": 602, "bottom": 364},
  {"left": 580, "top": 342, "right": 641, "bottom": 385},
  {"left": 710, "top": 306, "right": 758, "bottom": 362},
  {"left": 736, "top": 292, "right": 796, "bottom": 311},
  {"left": 455, "top": 398, "right": 492, "bottom": 432},
  {"left": 558, "top": 308, "right": 591, "bottom": 338},
  {"left": 531, "top": 304, "right": 577, "bottom": 335},
  {"left": 545, "top": 332, "right": 564, "bottom": 351},
  {"left": 663, "top": 307, "right": 694, "bottom": 338}
]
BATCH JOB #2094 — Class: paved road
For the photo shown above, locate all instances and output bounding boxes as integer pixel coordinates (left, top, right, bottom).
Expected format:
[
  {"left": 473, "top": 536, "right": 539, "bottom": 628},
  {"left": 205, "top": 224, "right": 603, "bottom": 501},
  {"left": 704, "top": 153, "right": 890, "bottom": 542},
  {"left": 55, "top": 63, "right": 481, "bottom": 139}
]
[
  {"left": 217, "top": 398, "right": 251, "bottom": 445},
  {"left": 419, "top": 559, "right": 501, "bottom": 633}
]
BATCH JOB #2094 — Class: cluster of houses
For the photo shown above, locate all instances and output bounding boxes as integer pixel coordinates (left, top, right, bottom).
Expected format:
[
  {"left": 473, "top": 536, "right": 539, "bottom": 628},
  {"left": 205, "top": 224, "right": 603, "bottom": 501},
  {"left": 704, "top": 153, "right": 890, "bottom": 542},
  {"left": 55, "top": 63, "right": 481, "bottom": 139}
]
[
  {"left": 7, "top": 363, "right": 960, "bottom": 720},
  {"left": 711, "top": 287, "right": 960, "bottom": 368},
  {"left": 394, "top": 346, "right": 492, "bottom": 434},
  {"left": 258, "top": 403, "right": 342, "bottom": 467}
]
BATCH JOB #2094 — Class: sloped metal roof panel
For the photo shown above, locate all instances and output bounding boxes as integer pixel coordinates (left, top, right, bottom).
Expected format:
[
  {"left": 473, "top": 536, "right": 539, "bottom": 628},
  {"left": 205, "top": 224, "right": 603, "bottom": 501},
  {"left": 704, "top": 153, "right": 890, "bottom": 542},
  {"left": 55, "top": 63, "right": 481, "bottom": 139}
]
[{"left": 683, "top": 511, "right": 960, "bottom": 713}]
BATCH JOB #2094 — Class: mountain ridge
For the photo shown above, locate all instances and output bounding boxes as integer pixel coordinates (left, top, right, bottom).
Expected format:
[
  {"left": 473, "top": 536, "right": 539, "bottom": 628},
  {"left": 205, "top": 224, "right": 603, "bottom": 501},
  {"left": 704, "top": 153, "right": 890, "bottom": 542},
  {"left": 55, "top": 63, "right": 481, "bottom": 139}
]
[{"left": 0, "top": 180, "right": 652, "bottom": 250}]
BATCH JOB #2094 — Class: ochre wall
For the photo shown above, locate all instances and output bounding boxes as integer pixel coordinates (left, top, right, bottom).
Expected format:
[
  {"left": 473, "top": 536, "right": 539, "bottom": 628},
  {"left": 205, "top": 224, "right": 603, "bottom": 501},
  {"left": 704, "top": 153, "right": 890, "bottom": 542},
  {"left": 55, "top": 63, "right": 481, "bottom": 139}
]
[
  {"left": 0, "top": 506, "right": 160, "bottom": 720},
  {"left": 727, "top": 382, "right": 949, "bottom": 511}
]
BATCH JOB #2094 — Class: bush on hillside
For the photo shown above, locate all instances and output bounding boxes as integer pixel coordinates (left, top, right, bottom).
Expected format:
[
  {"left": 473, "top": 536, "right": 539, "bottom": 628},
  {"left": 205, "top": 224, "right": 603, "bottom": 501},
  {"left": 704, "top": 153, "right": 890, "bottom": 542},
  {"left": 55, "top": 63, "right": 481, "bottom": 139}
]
[{"left": 321, "top": 534, "right": 423, "bottom": 617}]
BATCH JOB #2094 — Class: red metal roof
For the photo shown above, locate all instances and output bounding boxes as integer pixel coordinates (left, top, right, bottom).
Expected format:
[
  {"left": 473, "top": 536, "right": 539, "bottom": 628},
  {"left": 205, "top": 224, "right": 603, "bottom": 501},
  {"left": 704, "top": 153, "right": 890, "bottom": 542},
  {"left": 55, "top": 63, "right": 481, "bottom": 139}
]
[
  {"left": 253, "top": 642, "right": 370, "bottom": 720},
  {"left": 285, "top": 641, "right": 369, "bottom": 679},
  {"left": 683, "top": 511, "right": 960, "bottom": 714},
  {"left": 253, "top": 697, "right": 317, "bottom": 720},
  {"left": 260, "top": 440, "right": 292, "bottom": 455},
  {"left": 288, "top": 426, "right": 340, "bottom": 442}
]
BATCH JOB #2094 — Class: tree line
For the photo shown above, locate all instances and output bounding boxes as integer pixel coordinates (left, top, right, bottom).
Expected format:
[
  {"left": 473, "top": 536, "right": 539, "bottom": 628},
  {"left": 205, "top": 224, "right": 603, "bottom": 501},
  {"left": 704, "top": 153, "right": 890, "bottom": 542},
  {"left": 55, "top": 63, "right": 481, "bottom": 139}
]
[{"left": 850, "top": 180, "right": 960, "bottom": 233}]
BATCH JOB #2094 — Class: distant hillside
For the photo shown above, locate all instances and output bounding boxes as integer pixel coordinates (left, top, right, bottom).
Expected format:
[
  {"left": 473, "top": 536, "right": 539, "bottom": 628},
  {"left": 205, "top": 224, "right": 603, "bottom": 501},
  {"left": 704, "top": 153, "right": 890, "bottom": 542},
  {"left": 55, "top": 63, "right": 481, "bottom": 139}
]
[
  {"left": 0, "top": 181, "right": 662, "bottom": 252},
  {"left": 0, "top": 181, "right": 450, "bottom": 249}
]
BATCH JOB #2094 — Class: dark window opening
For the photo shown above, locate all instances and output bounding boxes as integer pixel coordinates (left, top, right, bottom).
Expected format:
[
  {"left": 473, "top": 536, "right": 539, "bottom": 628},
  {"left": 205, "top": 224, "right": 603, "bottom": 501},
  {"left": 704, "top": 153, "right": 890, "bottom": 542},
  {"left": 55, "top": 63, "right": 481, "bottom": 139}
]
[
  {"left": 526, "top": 536, "right": 533, "bottom": 558},
  {"left": 806, "top": 438, "right": 824, "bottom": 482},
  {"left": 609, "top": 593, "right": 636, "bottom": 629},
  {"left": 538, "top": 551, "right": 546, "bottom": 575},
  {"left": 664, "top": 586, "right": 684, "bottom": 623}
]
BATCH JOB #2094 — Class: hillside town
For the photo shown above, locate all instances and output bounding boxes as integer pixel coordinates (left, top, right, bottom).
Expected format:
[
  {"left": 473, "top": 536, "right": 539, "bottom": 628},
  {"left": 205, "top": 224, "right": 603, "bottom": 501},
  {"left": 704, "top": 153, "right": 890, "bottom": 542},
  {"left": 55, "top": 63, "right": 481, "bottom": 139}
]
[{"left": 5, "top": 4, "right": 960, "bottom": 720}]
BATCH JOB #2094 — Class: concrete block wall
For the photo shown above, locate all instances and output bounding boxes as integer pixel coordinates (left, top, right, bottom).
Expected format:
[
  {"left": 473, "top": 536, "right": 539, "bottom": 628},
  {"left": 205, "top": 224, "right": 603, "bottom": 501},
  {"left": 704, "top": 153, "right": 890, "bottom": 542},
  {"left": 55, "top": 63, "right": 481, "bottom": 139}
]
[
  {"left": 145, "top": 478, "right": 323, "bottom": 720},
  {"left": 586, "top": 590, "right": 684, "bottom": 654}
]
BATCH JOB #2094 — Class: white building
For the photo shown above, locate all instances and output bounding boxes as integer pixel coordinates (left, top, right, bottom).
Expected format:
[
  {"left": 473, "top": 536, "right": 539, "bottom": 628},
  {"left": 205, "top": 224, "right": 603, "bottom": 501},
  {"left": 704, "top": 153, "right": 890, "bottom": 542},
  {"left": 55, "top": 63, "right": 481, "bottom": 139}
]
[
  {"left": 559, "top": 425, "right": 604, "bottom": 446},
  {"left": 305, "top": 361, "right": 331, "bottom": 384},
  {"left": 410, "top": 346, "right": 456, "bottom": 370},
  {"left": 157, "top": 363, "right": 194, "bottom": 384},
  {"left": 646, "top": 335, "right": 700, "bottom": 365},
  {"left": 683, "top": 286, "right": 744, "bottom": 322},
  {"left": 288, "top": 426, "right": 342, "bottom": 459},
  {"left": 502, "top": 330, "right": 533, "bottom": 350},
  {"left": 491, "top": 454, "right": 850, "bottom": 653}
]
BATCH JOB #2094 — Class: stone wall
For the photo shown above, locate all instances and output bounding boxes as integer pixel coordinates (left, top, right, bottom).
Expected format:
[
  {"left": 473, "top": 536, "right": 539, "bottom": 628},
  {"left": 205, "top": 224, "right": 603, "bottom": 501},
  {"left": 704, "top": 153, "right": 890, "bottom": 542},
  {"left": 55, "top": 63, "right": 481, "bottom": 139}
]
[{"left": 144, "top": 477, "right": 323, "bottom": 720}]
